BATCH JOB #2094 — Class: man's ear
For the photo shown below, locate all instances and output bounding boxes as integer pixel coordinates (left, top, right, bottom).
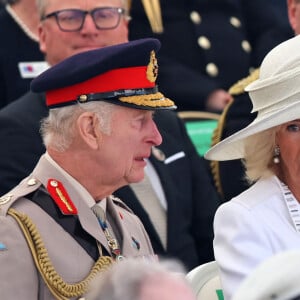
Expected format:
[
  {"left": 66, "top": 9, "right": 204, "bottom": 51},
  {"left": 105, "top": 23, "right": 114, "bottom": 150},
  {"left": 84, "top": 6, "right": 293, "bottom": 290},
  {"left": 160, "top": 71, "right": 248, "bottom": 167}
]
[
  {"left": 38, "top": 24, "right": 47, "bottom": 54},
  {"left": 77, "top": 112, "right": 102, "bottom": 149}
]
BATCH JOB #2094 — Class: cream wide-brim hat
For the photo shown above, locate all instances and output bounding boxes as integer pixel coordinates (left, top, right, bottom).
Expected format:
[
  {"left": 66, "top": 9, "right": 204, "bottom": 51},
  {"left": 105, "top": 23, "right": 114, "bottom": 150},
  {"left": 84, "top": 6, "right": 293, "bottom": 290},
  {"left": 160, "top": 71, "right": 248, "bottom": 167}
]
[{"left": 205, "top": 35, "right": 300, "bottom": 161}]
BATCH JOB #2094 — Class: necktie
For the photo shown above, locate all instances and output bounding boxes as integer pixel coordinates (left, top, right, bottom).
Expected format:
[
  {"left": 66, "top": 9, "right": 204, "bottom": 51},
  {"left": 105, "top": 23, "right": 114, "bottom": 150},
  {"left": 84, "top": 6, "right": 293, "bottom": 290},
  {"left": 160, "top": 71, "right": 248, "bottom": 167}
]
[
  {"left": 92, "top": 204, "right": 122, "bottom": 259},
  {"left": 130, "top": 174, "right": 167, "bottom": 249},
  {"left": 92, "top": 204, "right": 106, "bottom": 223}
]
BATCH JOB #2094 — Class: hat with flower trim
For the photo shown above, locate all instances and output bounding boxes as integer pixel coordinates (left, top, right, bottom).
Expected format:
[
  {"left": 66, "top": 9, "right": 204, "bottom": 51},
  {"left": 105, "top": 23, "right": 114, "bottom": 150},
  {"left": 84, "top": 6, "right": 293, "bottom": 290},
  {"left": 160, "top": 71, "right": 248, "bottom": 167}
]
[{"left": 31, "top": 38, "right": 176, "bottom": 110}]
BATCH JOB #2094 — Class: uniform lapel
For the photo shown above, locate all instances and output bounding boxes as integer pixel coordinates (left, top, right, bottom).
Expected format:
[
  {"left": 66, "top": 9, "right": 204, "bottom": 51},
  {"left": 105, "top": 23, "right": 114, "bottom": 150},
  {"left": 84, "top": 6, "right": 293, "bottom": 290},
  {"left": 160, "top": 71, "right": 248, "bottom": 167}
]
[
  {"left": 32, "top": 155, "right": 111, "bottom": 255},
  {"left": 114, "top": 186, "right": 165, "bottom": 253}
]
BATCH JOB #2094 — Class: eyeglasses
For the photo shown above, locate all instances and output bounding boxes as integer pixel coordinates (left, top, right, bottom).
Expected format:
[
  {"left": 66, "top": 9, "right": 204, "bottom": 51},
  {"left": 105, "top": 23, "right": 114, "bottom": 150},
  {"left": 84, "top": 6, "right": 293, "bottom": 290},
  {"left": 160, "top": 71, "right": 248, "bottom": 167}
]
[{"left": 41, "top": 7, "right": 126, "bottom": 31}]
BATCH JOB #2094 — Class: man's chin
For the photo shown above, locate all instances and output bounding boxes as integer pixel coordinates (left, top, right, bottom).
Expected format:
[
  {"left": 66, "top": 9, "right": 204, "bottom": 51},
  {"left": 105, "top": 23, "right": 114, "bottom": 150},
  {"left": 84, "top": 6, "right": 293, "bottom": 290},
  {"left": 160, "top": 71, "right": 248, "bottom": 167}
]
[{"left": 127, "top": 173, "right": 145, "bottom": 185}]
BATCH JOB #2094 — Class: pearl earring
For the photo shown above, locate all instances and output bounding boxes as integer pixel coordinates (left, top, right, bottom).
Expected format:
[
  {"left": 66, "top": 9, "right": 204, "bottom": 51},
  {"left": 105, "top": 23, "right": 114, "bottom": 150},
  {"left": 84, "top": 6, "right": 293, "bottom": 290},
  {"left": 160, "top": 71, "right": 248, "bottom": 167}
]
[{"left": 273, "top": 145, "right": 280, "bottom": 164}]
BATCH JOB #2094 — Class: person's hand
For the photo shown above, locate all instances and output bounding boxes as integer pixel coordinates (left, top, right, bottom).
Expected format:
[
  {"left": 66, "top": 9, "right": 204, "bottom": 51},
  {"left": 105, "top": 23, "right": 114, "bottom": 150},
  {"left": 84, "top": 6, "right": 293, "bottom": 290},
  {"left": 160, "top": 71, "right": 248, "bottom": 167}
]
[{"left": 205, "top": 89, "right": 233, "bottom": 112}]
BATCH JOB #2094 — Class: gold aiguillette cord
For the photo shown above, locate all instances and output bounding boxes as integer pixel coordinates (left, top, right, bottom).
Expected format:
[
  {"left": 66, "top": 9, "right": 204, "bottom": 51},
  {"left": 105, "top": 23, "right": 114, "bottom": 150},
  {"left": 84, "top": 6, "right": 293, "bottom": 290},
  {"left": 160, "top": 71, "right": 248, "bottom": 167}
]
[{"left": 141, "top": 0, "right": 163, "bottom": 33}]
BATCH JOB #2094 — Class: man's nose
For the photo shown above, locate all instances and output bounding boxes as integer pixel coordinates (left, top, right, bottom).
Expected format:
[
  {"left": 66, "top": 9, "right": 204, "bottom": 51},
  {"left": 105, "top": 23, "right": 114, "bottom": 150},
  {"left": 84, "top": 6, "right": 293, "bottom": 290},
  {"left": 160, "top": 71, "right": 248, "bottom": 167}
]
[
  {"left": 148, "top": 121, "right": 163, "bottom": 146},
  {"left": 80, "top": 14, "right": 98, "bottom": 33}
]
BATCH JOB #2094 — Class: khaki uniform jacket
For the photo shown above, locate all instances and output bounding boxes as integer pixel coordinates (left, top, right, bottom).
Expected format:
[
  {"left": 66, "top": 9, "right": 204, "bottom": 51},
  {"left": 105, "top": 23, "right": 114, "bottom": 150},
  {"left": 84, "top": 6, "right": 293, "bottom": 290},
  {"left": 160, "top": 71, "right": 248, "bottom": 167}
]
[{"left": 0, "top": 154, "right": 154, "bottom": 300}]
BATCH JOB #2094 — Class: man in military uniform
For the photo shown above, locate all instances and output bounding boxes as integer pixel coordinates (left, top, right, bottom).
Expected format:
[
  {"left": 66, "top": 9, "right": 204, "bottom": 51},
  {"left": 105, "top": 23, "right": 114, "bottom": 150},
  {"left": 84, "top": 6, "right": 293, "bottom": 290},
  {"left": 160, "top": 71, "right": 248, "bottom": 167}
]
[
  {"left": 129, "top": 0, "right": 292, "bottom": 112},
  {"left": 0, "top": 0, "right": 220, "bottom": 272},
  {"left": 0, "top": 38, "right": 176, "bottom": 299}
]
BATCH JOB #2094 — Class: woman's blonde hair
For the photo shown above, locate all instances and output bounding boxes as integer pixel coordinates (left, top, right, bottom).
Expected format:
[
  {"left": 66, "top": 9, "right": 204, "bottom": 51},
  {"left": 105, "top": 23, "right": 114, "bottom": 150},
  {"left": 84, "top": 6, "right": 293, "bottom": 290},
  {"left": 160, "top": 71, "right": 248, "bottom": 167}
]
[{"left": 243, "top": 126, "right": 278, "bottom": 183}]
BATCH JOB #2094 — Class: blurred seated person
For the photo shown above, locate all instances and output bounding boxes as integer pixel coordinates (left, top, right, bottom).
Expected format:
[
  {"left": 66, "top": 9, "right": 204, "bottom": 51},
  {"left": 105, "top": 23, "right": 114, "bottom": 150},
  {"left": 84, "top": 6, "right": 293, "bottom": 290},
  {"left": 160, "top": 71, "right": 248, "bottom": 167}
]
[
  {"left": 84, "top": 258, "right": 196, "bottom": 300},
  {"left": 128, "top": 0, "right": 293, "bottom": 112},
  {"left": 0, "top": 0, "right": 48, "bottom": 108},
  {"left": 233, "top": 250, "right": 300, "bottom": 300},
  {"left": 210, "top": 0, "right": 298, "bottom": 202},
  {"left": 205, "top": 35, "right": 300, "bottom": 299},
  {"left": 0, "top": 0, "right": 220, "bottom": 271}
]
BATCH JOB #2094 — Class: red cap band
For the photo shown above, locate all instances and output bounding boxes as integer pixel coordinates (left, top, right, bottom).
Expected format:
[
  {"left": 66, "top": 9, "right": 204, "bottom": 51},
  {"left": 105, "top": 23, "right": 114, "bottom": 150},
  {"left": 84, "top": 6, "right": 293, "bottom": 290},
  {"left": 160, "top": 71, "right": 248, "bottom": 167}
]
[{"left": 46, "top": 66, "right": 154, "bottom": 107}]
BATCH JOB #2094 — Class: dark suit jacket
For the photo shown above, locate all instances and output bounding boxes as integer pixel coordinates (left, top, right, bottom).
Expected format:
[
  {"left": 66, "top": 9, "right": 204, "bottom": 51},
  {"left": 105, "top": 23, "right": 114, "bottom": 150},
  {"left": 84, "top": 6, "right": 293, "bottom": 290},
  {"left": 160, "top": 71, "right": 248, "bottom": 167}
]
[
  {"left": 215, "top": 92, "right": 256, "bottom": 202},
  {"left": 129, "top": 0, "right": 293, "bottom": 111},
  {"left": 0, "top": 91, "right": 220, "bottom": 270},
  {"left": 0, "top": 9, "right": 45, "bottom": 108}
]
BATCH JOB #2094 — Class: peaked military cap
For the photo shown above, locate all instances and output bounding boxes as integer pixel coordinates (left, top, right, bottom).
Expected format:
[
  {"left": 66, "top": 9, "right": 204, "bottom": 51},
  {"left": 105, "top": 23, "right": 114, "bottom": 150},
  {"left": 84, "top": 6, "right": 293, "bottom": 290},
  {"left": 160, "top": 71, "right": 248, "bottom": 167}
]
[{"left": 31, "top": 38, "right": 176, "bottom": 110}]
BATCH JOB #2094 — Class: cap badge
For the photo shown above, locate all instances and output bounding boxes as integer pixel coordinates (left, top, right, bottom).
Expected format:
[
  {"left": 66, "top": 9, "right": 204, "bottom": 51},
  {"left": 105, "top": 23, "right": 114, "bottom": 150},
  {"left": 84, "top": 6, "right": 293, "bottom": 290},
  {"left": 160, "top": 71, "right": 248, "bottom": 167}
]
[
  {"left": 146, "top": 50, "right": 158, "bottom": 83},
  {"left": 47, "top": 179, "right": 78, "bottom": 215}
]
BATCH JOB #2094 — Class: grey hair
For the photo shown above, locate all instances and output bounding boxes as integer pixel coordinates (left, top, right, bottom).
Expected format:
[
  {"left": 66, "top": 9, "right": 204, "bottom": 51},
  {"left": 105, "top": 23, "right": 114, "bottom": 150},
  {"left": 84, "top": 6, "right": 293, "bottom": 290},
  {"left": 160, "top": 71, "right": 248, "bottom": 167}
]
[
  {"left": 40, "top": 101, "right": 115, "bottom": 152},
  {"left": 85, "top": 258, "right": 188, "bottom": 300},
  {"left": 36, "top": 0, "right": 130, "bottom": 18},
  {"left": 243, "top": 127, "right": 278, "bottom": 183}
]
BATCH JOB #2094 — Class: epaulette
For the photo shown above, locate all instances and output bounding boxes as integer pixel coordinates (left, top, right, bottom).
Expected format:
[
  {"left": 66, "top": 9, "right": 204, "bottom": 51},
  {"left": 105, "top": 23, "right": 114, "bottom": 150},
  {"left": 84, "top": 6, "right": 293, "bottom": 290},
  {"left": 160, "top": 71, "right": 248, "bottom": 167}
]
[
  {"left": 209, "top": 68, "right": 260, "bottom": 198},
  {"left": 0, "top": 176, "right": 42, "bottom": 216},
  {"left": 228, "top": 68, "right": 260, "bottom": 96}
]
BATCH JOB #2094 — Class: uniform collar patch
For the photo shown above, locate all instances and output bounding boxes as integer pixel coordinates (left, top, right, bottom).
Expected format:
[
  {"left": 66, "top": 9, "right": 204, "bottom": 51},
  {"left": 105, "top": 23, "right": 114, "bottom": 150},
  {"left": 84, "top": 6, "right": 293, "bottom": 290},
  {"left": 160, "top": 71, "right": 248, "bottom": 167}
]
[{"left": 47, "top": 179, "right": 78, "bottom": 215}]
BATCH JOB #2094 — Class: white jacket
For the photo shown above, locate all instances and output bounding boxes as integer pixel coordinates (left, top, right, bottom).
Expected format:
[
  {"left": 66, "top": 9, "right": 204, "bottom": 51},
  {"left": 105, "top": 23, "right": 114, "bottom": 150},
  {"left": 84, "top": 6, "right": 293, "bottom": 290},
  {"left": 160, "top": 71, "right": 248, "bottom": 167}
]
[{"left": 214, "top": 176, "right": 300, "bottom": 300}]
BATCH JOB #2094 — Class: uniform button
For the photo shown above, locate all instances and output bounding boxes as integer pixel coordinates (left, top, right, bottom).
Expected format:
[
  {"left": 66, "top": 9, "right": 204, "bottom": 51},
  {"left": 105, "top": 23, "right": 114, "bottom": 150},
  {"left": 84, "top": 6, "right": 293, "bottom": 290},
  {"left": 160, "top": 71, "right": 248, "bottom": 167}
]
[
  {"left": 0, "top": 194, "right": 12, "bottom": 205},
  {"left": 241, "top": 40, "right": 252, "bottom": 53},
  {"left": 230, "top": 16, "right": 241, "bottom": 28},
  {"left": 190, "top": 11, "right": 201, "bottom": 24},
  {"left": 152, "top": 146, "right": 166, "bottom": 161},
  {"left": 49, "top": 180, "right": 58, "bottom": 187},
  {"left": 198, "top": 36, "right": 211, "bottom": 49},
  {"left": 27, "top": 178, "right": 37, "bottom": 186},
  {"left": 206, "top": 63, "right": 219, "bottom": 77}
]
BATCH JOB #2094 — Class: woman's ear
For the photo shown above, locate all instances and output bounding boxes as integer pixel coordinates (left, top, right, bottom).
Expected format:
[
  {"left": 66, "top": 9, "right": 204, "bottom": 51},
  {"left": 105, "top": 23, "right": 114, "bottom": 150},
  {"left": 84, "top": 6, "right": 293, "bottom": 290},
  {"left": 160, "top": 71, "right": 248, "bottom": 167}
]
[{"left": 77, "top": 112, "right": 102, "bottom": 149}]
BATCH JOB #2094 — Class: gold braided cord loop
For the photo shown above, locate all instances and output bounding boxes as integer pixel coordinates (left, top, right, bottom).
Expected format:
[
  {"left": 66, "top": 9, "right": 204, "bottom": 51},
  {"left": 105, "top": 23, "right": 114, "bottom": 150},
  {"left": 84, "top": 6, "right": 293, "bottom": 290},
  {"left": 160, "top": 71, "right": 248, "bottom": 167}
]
[
  {"left": 119, "top": 92, "right": 175, "bottom": 107},
  {"left": 8, "top": 208, "right": 114, "bottom": 300},
  {"left": 228, "top": 68, "right": 260, "bottom": 96},
  {"left": 141, "top": 0, "right": 163, "bottom": 33},
  {"left": 210, "top": 100, "right": 234, "bottom": 197},
  {"left": 210, "top": 68, "right": 260, "bottom": 199}
]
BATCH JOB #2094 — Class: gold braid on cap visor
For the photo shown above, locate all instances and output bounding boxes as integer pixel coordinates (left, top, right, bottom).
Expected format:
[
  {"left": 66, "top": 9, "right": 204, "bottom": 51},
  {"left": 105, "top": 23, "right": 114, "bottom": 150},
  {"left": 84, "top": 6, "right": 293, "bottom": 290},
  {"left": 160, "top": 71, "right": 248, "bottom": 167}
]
[{"left": 119, "top": 92, "right": 175, "bottom": 107}]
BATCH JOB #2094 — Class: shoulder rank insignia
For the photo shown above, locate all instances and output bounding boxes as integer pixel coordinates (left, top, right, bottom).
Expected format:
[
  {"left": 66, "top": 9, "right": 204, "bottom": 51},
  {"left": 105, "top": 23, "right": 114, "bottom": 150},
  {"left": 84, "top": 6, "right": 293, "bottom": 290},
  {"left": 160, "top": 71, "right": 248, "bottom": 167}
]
[{"left": 47, "top": 179, "right": 78, "bottom": 215}]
